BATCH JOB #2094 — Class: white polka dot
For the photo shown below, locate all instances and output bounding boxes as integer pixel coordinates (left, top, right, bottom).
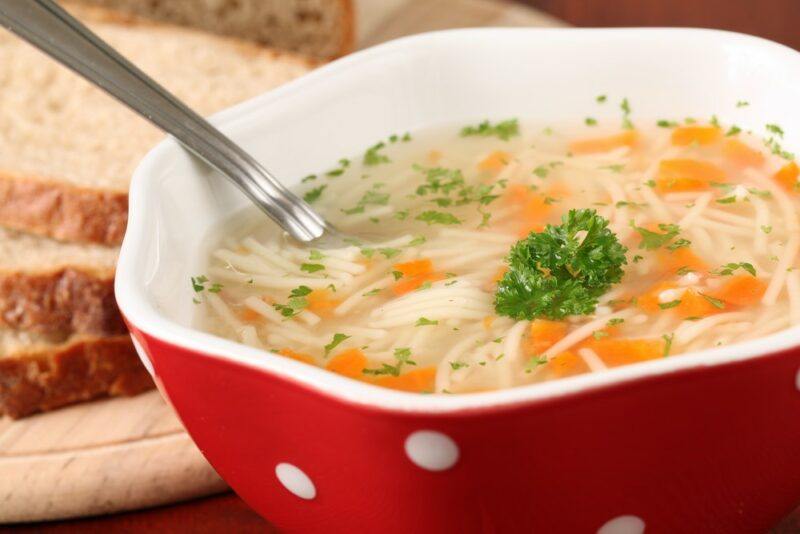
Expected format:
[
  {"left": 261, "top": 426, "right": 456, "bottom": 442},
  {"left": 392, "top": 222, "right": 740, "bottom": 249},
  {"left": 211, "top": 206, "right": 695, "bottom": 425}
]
[
  {"left": 129, "top": 334, "right": 154, "bottom": 376},
  {"left": 597, "top": 515, "right": 646, "bottom": 534},
  {"left": 275, "top": 463, "right": 316, "bottom": 500},
  {"left": 404, "top": 430, "right": 459, "bottom": 471}
]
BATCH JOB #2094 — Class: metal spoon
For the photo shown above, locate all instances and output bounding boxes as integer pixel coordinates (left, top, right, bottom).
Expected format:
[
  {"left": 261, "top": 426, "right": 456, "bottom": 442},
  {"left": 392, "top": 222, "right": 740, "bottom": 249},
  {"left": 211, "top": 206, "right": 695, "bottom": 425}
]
[{"left": 0, "top": 0, "right": 349, "bottom": 247}]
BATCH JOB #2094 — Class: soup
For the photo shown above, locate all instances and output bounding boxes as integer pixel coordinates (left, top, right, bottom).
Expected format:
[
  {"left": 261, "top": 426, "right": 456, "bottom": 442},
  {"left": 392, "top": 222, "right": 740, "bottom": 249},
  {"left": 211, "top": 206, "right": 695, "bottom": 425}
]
[{"left": 196, "top": 107, "right": 799, "bottom": 394}]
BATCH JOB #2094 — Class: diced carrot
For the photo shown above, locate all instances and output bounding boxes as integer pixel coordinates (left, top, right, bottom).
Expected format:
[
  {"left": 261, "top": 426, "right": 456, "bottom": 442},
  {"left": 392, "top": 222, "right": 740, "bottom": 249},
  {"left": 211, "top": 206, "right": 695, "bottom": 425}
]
[
  {"left": 773, "top": 161, "right": 800, "bottom": 192},
  {"left": 675, "top": 289, "right": 721, "bottom": 318},
  {"left": 392, "top": 272, "right": 444, "bottom": 296},
  {"left": 428, "top": 150, "right": 443, "bottom": 164},
  {"left": 278, "top": 348, "right": 316, "bottom": 366},
  {"left": 504, "top": 184, "right": 552, "bottom": 236},
  {"left": 373, "top": 366, "right": 436, "bottom": 393},
  {"left": 238, "top": 307, "right": 261, "bottom": 323},
  {"left": 637, "top": 281, "right": 676, "bottom": 313},
  {"left": 659, "top": 247, "right": 709, "bottom": 274},
  {"left": 546, "top": 352, "right": 588, "bottom": 377},
  {"left": 528, "top": 320, "right": 568, "bottom": 354},
  {"left": 656, "top": 159, "right": 726, "bottom": 193},
  {"left": 478, "top": 150, "right": 511, "bottom": 173},
  {"left": 671, "top": 125, "right": 721, "bottom": 146},
  {"left": 325, "top": 348, "right": 367, "bottom": 378},
  {"left": 722, "top": 139, "right": 765, "bottom": 168},
  {"left": 708, "top": 274, "right": 766, "bottom": 307},
  {"left": 585, "top": 338, "right": 665, "bottom": 367},
  {"left": 394, "top": 259, "right": 433, "bottom": 278},
  {"left": 569, "top": 130, "right": 638, "bottom": 155},
  {"left": 306, "top": 289, "right": 339, "bottom": 317},
  {"left": 483, "top": 316, "right": 495, "bottom": 330}
]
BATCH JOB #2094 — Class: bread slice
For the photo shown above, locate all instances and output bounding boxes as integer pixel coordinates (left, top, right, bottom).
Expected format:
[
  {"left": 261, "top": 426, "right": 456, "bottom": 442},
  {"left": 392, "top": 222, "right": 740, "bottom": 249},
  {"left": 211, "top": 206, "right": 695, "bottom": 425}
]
[
  {"left": 0, "top": 227, "right": 120, "bottom": 337},
  {"left": 0, "top": 334, "right": 150, "bottom": 419},
  {"left": 0, "top": 5, "right": 317, "bottom": 245},
  {"left": 74, "top": 0, "right": 354, "bottom": 59}
]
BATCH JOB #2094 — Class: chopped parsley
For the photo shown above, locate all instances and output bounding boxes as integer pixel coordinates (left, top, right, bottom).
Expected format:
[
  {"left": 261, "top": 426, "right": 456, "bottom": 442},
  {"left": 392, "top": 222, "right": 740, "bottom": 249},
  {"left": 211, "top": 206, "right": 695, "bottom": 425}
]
[
  {"left": 272, "top": 286, "right": 312, "bottom": 318},
  {"left": 449, "top": 361, "right": 469, "bottom": 371},
  {"left": 363, "top": 142, "right": 390, "bottom": 166},
  {"left": 761, "top": 225, "right": 772, "bottom": 234},
  {"left": 309, "top": 250, "right": 324, "bottom": 260},
  {"left": 460, "top": 118, "right": 519, "bottom": 141},
  {"left": 725, "top": 125, "right": 741, "bottom": 137},
  {"left": 700, "top": 293, "right": 726, "bottom": 309},
  {"left": 607, "top": 318, "right": 625, "bottom": 326},
  {"left": 301, "top": 174, "right": 317, "bottom": 183},
  {"left": 596, "top": 95, "right": 607, "bottom": 103},
  {"left": 191, "top": 275, "right": 208, "bottom": 292},
  {"left": 326, "top": 158, "right": 350, "bottom": 177},
  {"left": 620, "top": 98, "right": 633, "bottom": 130},
  {"left": 630, "top": 222, "right": 681, "bottom": 250},
  {"left": 362, "top": 347, "right": 416, "bottom": 376},
  {"left": 659, "top": 299, "right": 681, "bottom": 310},
  {"left": 415, "top": 317, "right": 439, "bottom": 326},
  {"left": 300, "top": 263, "right": 325, "bottom": 273},
  {"left": 362, "top": 288, "right": 382, "bottom": 297},
  {"left": 662, "top": 333, "right": 675, "bottom": 357},
  {"left": 416, "top": 210, "right": 461, "bottom": 226},
  {"left": 666, "top": 238, "right": 691, "bottom": 251},
  {"left": 736, "top": 100, "right": 749, "bottom": 108},
  {"left": 585, "top": 117, "right": 598, "bottom": 126},
  {"left": 525, "top": 355, "right": 548, "bottom": 373},
  {"left": 494, "top": 209, "right": 628, "bottom": 320},
  {"left": 716, "top": 196, "right": 737, "bottom": 204},
  {"left": 303, "top": 185, "right": 326, "bottom": 203},
  {"left": 533, "top": 165, "right": 549, "bottom": 178},
  {"left": 711, "top": 262, "right": 756, "bottom": 277},
  {"left": 601, "top": 164, "right": 625, "bottom": 173},
  {"left": 657, "top": 119, "right": 679, "bottom": 128},
  {"left": 324, "top": 333, "right": 350, "bottom": 356}
]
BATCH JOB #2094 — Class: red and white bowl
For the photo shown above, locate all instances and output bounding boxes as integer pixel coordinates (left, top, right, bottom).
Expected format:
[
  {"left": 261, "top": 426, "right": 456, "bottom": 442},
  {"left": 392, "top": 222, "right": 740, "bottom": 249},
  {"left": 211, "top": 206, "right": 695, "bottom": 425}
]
[{"left": 117, "top": 28, "right": 800, "bottom": 533}]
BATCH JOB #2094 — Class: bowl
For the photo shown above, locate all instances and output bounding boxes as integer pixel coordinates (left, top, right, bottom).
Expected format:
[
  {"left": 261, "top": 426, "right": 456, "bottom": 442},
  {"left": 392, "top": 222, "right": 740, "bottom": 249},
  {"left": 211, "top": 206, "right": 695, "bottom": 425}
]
[{"left": 116, "top": 28, "right": 800, "bottom": 533}]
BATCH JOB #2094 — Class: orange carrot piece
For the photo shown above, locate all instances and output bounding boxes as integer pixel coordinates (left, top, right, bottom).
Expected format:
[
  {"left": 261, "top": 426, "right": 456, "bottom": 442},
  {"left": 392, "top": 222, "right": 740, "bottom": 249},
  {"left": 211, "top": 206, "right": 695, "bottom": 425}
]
[
  {"left": 722, "top": 139, "right": 765, "bottom": 168},
  {"left": 278, "top": 348, "right": 316, "bottom": 366},
  {"left": 656, "top": 158, "right": 726, "bottom": 193},
  {"left": 774, "top": 161, "right": 800, "bottom": 192},
  {"left": 394, "top": 259, "right": 433, "bottom": 278},
  {"left": 528, "top": 320, "right": 568, "bottom": 354},
  {"left": 238, "top": 307, "right": 262, "bottom": 323},
  {"left": 306, "top": 289, "right": 339, "bottom": 317},
  {"left": 569, "top": 130, "right": 638, "bottom": 155},
  {"left": 392, "top": 272, "right": 444, "bottom": 296},
  {"left": 709, "top": 274, "right": 767, "bottom": 307},
  {"left": 325, "top": 348, "right": 367, "bottom": 378},
  {"left": 671, "top": 125, "right": 721, "bottom": 146},
  {"left": 659, "top": 247, "right": 709, "bottom": 274},
  {"left": 547, "top": 352, "right": 588, "bottom": 377},
  {"left": 676, "top": 289, "right": 721, "bottom": 318},
  {"left": 483, "top": 316, "right": 495, "bottom": 330},
  {"left": 478, "top": 150, "right": 511, "bottom": 173},
  {"left": 585, "top": 338, "right": 665, "bottom": 367},
  {"left": 373, "top": 367, "right": 437, "bottom": 393},
  {"left": 637, "top": 282, "right": 676, "bottom": 313}
]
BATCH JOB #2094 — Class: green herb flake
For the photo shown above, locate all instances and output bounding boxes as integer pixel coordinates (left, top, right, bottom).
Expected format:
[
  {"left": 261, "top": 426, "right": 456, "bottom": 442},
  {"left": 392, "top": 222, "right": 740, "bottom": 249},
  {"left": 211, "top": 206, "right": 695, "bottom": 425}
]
[
  {"left": 592, "top": 330, "right": 610, "bottom": 340},
  {"left": 662, "top": 333, "right": 675, "bottom": 357},
  {"left": 761, "top": 225, "right": 773, "bottom": 234},
  {"left": 324, "top": 333, "right": 351, "bottom": 357},
  {"left": 666, "top": 238, "right": 691, "bottom": 251},
  {"left": 301, "top": 174, "right": 317, "bottom": 183},
  {"left": 416, "top": 210, "right": 462, "bottom": 226},
  {"left": 415, "top": 317, "right": 439, "bottom": 327},
  {"left": 391, "top": 270, "right": 403, "bottom": 281},
  {"left": 450, "top": 361, "right": 469, "bottom": 371},
  {"left": 460, "top": 118, "right": 520, "bottom": 141},
  {"left": 716, "top": 196, "right": 737, "bottom": 204},
  {"left": 657, "top": 119, "right": 679, "bottom": 128},
  {"left": 725, "top": 125, "right": 741, "bottom": 137},
  {"left": 700, "top": 293, "right": 726, "bottom": 309},
  {"left": 533, "top": 165, "right": 549, "bottom": 178},
  {"left": 620, "top": 98, "right": 633, "bottom": 130},
  {"left": 524, "top": 355, "right": 548, "bottom": 373},
  {"left": 596, "top": 95, "right": 607, "bottom": 103},
  {"left": 736, "top": 100, "right": 749, "bottom": 108},
  {"left": 191, "top": 275, "right": 208, "bottom": 293},
  {"left": 659, "top": 299, "right": 682, "bottom": 310},
  {"left": 712, "top": 262, "right": 756, "bottom": 277},
  {"left": 363, "top": 142, "right": 391, "bottom": 166},
  {"left": 585, "top": 117, "right": 598, "bottom": 126},
  {"left": 300, "top": 263, "right": 325, "bottom": 274},
  {"left": 303, "top": 185, "right": 326, "bottom": 203},
  {"left": 630, "top": 221, "right": 681, "bottom": 250},
  {"left": 607, "top": 318, "right": 625, "bottom": 326}
]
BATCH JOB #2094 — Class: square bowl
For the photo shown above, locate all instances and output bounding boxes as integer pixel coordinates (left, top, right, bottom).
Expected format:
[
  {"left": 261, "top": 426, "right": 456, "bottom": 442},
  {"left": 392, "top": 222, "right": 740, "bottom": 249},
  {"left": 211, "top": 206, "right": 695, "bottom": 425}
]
[{"left": 117, "top": 28, "right": 800, "bottom": 533}]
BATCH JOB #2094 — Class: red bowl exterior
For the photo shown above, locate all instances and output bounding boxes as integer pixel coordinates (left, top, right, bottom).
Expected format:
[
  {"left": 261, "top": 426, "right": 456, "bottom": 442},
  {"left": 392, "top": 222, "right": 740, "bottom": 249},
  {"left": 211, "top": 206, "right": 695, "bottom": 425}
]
[{"left": 128, "top": 323, "right": 800, "bottom": 534}]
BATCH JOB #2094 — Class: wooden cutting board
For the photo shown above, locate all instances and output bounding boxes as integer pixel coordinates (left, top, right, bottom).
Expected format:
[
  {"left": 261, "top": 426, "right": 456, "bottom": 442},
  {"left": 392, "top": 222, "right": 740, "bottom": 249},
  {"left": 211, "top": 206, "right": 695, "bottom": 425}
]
[{"left": 0, "top": 0, "right": 561, "bottom": 523}]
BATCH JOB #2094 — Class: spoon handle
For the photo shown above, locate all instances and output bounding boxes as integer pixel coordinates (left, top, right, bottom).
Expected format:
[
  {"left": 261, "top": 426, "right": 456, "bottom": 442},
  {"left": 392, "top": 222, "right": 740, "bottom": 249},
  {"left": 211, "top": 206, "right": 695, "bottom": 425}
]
[{"left": 0, "top": 0, "right": 329, "bottom": 242}]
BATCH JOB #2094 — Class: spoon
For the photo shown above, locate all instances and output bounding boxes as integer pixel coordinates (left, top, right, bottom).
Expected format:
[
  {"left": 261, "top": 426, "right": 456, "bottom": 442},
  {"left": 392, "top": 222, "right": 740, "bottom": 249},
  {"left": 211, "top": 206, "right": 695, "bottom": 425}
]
[{"left": 0, "top": 0, "right": 351, "bottom": 248}]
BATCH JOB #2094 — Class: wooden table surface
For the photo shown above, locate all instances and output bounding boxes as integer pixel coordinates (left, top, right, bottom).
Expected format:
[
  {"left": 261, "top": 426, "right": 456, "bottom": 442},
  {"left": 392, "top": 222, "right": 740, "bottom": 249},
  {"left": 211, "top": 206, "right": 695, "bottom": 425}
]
[{"left": 13, "top": 0, "right": 800, "bottom": 532}]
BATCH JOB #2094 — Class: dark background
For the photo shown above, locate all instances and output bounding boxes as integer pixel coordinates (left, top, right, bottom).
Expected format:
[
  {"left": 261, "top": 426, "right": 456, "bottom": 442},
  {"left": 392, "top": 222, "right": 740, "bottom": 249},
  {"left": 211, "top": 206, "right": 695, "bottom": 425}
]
[{"left": 8, "top": 1, "right": 800, "bottom": 532}]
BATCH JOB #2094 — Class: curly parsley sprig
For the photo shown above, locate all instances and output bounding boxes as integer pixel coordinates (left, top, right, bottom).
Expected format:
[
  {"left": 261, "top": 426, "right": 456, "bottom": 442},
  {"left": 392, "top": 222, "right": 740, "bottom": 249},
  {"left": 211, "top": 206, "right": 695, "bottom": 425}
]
[{"left": 494, "top": 209, "right": 628, "bottom": 320}]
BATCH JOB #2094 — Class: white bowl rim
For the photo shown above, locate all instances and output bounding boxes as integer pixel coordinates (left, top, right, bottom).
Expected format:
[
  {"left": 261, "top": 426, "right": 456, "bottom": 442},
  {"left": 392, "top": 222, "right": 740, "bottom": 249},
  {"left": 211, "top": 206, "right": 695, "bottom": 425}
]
[{"left": 117, "top": 26, "right": 800, "bottom": 414}]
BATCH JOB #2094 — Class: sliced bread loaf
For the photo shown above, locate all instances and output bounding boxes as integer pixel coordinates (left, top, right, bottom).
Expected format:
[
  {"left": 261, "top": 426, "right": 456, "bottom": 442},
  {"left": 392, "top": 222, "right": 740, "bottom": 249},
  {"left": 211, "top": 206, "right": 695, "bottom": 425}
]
[
  {"left": 75, "top": 0, "right": 354, "bottom": 59},
  {"left": 0, "top": 227, "right": 120, "bottom": 337},
  {"left": 0, "top": 333, "right": 150, "bottom": 418},
  {"left": 0, "top": 5, "right": 316, "bottom": 245}
]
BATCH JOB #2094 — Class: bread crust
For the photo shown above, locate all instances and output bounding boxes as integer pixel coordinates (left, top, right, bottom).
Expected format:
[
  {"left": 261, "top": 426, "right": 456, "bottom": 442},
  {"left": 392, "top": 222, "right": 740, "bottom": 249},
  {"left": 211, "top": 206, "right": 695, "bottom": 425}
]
[
  {"left": 336, "top": 0, "right": 356, "bottom": 58},
  {"left": 0, "top": 171, "right": 128, "bottom": 246},
  {"left": 0, "top": 267, "right": 123, "bottom": 337},
  {"left": 0, "top": 335, "right": 153, "bottom": 419}
]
